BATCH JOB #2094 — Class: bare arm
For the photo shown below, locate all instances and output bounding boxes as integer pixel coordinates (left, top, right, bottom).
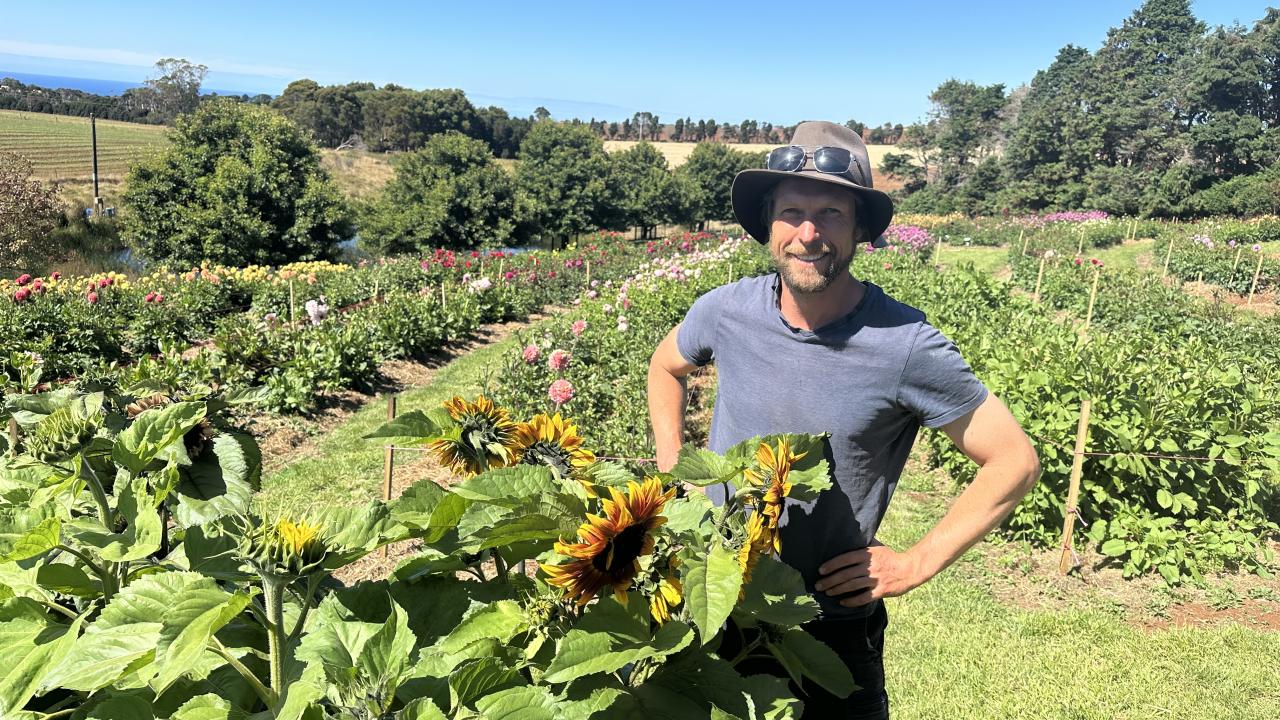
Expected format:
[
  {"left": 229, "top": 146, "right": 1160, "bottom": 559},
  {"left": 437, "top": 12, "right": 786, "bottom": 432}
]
[
  {"left": 815, "top": 393, "right": 1041, "bottom": 606},
  {"left": 647, "top": 324, "right": 700, "bottom": 473}
]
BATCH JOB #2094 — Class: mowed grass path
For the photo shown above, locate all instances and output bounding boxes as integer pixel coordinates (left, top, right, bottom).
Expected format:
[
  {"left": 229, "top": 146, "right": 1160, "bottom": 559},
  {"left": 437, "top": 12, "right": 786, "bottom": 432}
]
[{"left": 256, "top": 328, "right": 523, "bottom": 512}]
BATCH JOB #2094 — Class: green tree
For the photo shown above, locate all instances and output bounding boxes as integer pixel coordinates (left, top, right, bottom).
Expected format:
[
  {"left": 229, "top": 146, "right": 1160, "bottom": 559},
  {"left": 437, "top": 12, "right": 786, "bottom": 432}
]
[
  {"left": 515, "top": 122, "right": 611, "bottom": 246},
  {"left": 123, "top": 100, "right": 352, "bottom": 267},
  {"left": 0, "top": 151, "right": 64, "bottom": 273},
  {"left": 145, "top": 57, "right": 208, "bottom": 122},
  {"left": 677, "top": 143, "right": 765, "bottom": 228},
  {"left": 359, "top": 132, "right": 516, "bottom": 253},
  {"left": 605, "top": 143, "right": 696, "bottom": 238}
]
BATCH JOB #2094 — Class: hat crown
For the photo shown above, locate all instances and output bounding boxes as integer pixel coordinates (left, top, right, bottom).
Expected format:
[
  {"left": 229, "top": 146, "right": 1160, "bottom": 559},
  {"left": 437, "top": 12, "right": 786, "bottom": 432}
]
[{"left": 785, "top": 121, "right": 873, "bottom": 188}]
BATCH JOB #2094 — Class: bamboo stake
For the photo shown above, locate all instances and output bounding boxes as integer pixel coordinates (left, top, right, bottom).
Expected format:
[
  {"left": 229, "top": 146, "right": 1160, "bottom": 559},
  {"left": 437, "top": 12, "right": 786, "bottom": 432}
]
[
  {"left": 1162, "top": 237, "right": 1175, "bottom": 277},
  {"left": 441, "top": 282, "right": 446, "bottom": 307},
  {"left": 585, "top": 259, "right": 592, "bottom": 287},
  {"left": 1083, "top": 265, "right": 1102, "bottom": 335},
  {"left": 1231, "top": 247, "right": 1243, "bottom": 274},
  {"left": 935, "top": 240, "right": 945, "bottom": 270},
  {"left": 381, "top": 394, "right": 397, "bottom": 558},
  {"left": 1058, "top": 398, "right": 1094, "bottom": 574},
  {"left": 1076, "top": 225, "right": 1085, "bottom": 256},
  {"left": 1033, "top": 255, "right": 1047, "bottom": 304},
  {"left": 288, "top": 279, "right": 296, "bottom": 326},
  {"left": 1246, "top": 251, "right": 1265, "bottom": 307},
  {"left": 1019, "top": 228, "right": 1028, "bottom": 256},
  {"left": 7, "top": 417, "right": 17, "bottom": 456}
]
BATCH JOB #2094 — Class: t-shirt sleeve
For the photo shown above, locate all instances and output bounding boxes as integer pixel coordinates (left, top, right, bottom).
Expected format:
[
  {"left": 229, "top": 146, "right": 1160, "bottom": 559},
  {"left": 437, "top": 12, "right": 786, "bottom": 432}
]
[
  {"left": 897, "top": 322, "right": 988, "bottom": 428},
  {"left": 675, "top": 289, "right": 720, "bottom": 366}
]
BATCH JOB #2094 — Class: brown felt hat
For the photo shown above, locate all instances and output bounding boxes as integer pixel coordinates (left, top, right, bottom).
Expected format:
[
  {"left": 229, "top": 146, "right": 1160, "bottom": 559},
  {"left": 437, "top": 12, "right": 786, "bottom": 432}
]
[{"left": 732, "top": 120, "right": 893, "bottom": 247}]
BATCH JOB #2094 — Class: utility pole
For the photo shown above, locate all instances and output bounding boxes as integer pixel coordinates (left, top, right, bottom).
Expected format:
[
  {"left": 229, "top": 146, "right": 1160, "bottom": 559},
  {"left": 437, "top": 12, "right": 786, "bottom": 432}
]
[{"left": 90, "top": 114, "right": 103, "bottom": 217}]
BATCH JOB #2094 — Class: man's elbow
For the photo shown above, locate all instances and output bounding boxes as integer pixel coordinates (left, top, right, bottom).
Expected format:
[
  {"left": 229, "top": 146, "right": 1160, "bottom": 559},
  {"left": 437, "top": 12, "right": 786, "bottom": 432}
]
[{"left": 1017, "top": 448, "right": 1042, "bottom": 495}]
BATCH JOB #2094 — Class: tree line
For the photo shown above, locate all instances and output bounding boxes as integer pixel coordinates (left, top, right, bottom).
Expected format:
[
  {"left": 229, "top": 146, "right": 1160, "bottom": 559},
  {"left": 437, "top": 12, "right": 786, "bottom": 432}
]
[
  {"left": 885, "top": 0, "right": 1280, "bottom": 217},
  {"left": 0, "top": 59, "right": 270, "bottom": 124},
  {"left": 107, "top": 99, "right": 767, "bottom": 268}
]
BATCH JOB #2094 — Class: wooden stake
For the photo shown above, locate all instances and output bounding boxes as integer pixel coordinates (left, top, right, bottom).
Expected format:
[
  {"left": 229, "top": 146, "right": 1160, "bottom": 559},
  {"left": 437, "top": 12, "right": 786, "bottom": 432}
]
[
  {"left": 1076, "top": 226, "right": 1085, "bottom": 256},
  {"left": 1231, "top": 247, "right": 1243, "bottom": 274},
  {"left": 1019, "top": 228, "right": 1028, "bottom": 256},
  {"left": 935, "top": 240, "right": 945, "bottom": 270},
  {"left": 289, "top": 279, "right": 296, "bottom": 326},
  {"left": 585, "top": 259, "right": 592, "bottom": 287},
  {"left": 1033, "top": 255, "right": 1047, "bottom": 304},
  {"left": 1129, "top": 219, "right": 1137, "bottom": 242},
  {"left": 7, "top": 417, "right": 17, "bottom": 455},
  {"left": 1058, "top": 398, "right": 1093, "bottom": 574},
  {"left": 373, "top": 279, "right": 380, "bottom": 304},
  {"left": 1162, "top": 237, "right": 1175, "bottom": 277},
  {"left": 381, "top": 394, "right": 398, "bottom": 558},
  {"left": 441, "top": 282, "right": 447, "bottom": 306},
  {"left": 1083, "top": 265, "right": 1101, "bottom": 335},
  {"left": 1246, "top": 251, "right": 1265, "bottom": 307}
]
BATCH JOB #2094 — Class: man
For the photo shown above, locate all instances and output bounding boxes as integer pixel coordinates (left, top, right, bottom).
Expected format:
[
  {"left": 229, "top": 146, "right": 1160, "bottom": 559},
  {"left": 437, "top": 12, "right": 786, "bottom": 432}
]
[{"left": 647, "top": 121, "right": 1040, "bottom": 718}]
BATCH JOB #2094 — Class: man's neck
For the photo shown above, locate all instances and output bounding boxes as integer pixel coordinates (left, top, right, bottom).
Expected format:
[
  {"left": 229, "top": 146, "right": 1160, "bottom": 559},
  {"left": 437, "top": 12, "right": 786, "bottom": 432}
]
[{"left": 778, "top": 273, "right": 866, "bottom": 332}]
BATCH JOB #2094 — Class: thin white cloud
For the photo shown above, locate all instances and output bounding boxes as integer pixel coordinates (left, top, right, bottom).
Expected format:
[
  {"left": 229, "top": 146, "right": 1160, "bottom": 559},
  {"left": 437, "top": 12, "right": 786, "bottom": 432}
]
[{"left": 0, "top": 39, "right": 300, "bottom": 78}]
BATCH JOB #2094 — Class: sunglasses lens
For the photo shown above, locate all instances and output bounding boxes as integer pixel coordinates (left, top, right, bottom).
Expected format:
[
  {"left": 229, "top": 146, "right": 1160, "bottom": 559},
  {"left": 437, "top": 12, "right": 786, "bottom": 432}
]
[
  {"left": 766, "top": 146, "right": 805, "bottom": 171},
  {"left": 813, "top": 147, "right": 853, "bottom": 175}
]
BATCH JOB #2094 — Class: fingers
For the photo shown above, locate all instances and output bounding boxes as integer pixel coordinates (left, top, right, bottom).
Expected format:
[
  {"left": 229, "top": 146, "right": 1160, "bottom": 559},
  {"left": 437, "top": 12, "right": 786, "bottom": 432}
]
[
  {"left": 817, "top": 548, "right": 870, "bottom": 576},
  {"left": 816, "top": 573, "right": 876, "bottom": 598}
]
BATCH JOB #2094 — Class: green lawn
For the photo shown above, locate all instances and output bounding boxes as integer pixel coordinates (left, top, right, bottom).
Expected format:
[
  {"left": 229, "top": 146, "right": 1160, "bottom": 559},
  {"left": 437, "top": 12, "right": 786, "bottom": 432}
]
[{"left": 879, "top": 462, "right": 1279, "bottom": 720}]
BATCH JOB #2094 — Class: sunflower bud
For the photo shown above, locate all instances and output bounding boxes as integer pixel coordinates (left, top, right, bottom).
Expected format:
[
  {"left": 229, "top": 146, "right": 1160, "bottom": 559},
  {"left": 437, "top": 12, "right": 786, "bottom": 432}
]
[
  {"left": 238, "top": 515, "right": 327, "bottom": 580},
  {"left": 25, "top": 406, "right": 97, "bottom": 462}
]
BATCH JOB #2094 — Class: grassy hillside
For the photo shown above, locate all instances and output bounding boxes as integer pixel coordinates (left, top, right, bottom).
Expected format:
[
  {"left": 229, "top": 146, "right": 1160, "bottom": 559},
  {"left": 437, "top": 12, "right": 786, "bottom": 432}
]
[{"left": 0, "top": 109, "right": 168, "bottom": 181}]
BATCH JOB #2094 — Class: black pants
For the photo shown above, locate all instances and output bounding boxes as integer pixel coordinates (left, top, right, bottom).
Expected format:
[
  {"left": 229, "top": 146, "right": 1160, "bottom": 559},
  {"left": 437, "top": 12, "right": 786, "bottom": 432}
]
[{"left": 719, "top": 601, "right": 890, "bottom": 719}]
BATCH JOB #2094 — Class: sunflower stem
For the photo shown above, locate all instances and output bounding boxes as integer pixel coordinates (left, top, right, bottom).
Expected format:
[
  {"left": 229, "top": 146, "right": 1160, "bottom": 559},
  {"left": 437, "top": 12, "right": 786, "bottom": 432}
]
[
  {"left": 728, "top": 637, "right": 764, "bottom": 667},
  {"left": 211, "top": 635, "right": 278, "bottom": 710},
  {"left": 260, "top": 575, "right": 289, "bottom": 703}
]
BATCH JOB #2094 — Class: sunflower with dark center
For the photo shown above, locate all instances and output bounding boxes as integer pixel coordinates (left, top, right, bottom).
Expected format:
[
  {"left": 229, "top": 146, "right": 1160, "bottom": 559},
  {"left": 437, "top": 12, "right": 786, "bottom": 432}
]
[
  {"left": 542, "top": 477, "right": 675, "bottom": 606},
  {"left": 741, "top": 439, "right": 805, "bottom": 553},
  {"left": 513, "top": 413, "right": 596, "bottom": 480},
  {"left": 430, "top": 395, "right": 520, "bottom": 476}
]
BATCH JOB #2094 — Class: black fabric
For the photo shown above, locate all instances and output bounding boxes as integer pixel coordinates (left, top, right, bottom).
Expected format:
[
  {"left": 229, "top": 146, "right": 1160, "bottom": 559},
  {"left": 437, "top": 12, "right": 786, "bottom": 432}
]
[{"left": 718, "top": 601, "right": 890, "bottom": 719}]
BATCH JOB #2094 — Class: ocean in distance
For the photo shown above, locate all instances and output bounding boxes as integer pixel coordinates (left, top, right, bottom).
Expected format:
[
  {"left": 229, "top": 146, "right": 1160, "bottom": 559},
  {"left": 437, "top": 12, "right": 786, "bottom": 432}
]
[{"left": 0, "top": 71, "right": 258, "bottom": 97}]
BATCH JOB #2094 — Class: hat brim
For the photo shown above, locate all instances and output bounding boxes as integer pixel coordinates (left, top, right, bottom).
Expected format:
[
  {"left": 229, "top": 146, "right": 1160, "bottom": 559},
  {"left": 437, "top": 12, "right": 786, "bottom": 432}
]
[{"left": 731, "top": 169, "right": 894, "bottom": 247}]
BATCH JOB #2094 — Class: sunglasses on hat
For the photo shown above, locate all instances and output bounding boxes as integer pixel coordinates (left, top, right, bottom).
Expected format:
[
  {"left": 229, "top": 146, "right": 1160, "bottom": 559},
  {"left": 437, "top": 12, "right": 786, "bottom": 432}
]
[{"left": 765, "top": 145, "right": 869, "bottom": 186}]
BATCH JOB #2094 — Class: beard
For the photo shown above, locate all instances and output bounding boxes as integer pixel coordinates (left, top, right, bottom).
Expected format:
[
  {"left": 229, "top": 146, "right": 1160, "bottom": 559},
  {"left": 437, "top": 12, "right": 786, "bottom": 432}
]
[{"left": 771, "top": 244, "right": 853, "bottom": 294}]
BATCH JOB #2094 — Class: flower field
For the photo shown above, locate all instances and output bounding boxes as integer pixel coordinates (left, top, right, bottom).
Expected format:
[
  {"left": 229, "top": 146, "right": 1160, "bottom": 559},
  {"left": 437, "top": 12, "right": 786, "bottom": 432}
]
[{"left": 2, "top": 218, "right": 1278, "bottom": 717}]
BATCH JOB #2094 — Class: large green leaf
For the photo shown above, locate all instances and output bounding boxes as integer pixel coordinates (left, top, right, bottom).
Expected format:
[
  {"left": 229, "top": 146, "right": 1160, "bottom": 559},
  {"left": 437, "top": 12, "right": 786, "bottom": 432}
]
[
  {"left": 314, "top": 502, "right": 405, "bottom": 567},
  {"left": 436, "top": 600, "right": 528, "bottom": 655},
  {"left": 683, "top": 542, "right": 743, "bottom": 643},
  {"left": 175, "top": 432, "right": 261, "bottom": 527},
  {"left": 153, "top": 583, "right": 253, "bottom": 693},
  {"left": 543, "top": 620, "right": 693, "bottom": 684},
  {"left": 178, "top": 521, "right": 251, "bottom": 581},
  {"left": 400, "top": 698, "right": 449, "bottom": 720},
  {"left": 82, "top": 694, "right": 154, "bottom": 719},
  {"left": 42, "top": 572, "right": 207, "bottom": 692},
  {"left": 734, "top": 556, "right": 819, "bottom": 627},
  {"left": 662, "top": 493, "right": 713, "bottom": 535},
  {"left": 0, "top": 507, "right": 59, "bottom": 562},
  {"left": 355, "top": 602, "right": 417, "bottom": 698},
  {"left": 66, "top": 478, "right": 161, "bottom": 562},
  {"left": 113, "top": 401, "right": 207, "bottom": 475},
  {"left": 364, "top": 410, "right": 450, "bottom": 443},
  {"left": 766, "top": 626, "right": 857, "bottom": 699},
  {"left": 170, "top": 693, "right": 250, "bottom": 720},
  {"left": 452, "top": 466, "right": 557, "bottom": 507},
  {"left": 473, "top": 685, "right": 558, "bottom": 720},
  {"left": 0, "top": 612, "right": 83, "bottom": 714},
  {"left": 671, "top": 444, "right": 737, "bottom": 486},
  {"left": 393, "top": 481, "right": 471, "bottom": 543},
  {"left": 36, "top": 562, "right": 101, "bottom": 598},
  {"left": 450, "top": 657, "right": 524, "bottom": 709}
]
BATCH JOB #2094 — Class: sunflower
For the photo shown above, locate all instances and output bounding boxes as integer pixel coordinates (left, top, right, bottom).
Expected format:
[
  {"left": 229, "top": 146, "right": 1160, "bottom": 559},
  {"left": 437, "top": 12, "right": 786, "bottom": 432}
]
[
  {"left": 542, "top": 477, "right": 675, "bottom": 606},
  {"left": 737, "top": 510, "right": 774, "bottom": 587},
  {"left": 429, "top": 396, "right": 520, "bottom": 476},
  {"left": 513, "top": 413, "right": 596, "bottom": 480},
  {"left": 741, "top": 439, "right": 805, "bottom": 554},
  {"left": 648, "top": 557, "right": 683, "bottom": 625}
]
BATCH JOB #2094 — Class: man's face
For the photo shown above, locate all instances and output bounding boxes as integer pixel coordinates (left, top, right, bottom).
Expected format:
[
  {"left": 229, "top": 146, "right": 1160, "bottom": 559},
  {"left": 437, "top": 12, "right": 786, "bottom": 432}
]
[{"left": 767, "top": 178, "right": 860, "bottom": 295}]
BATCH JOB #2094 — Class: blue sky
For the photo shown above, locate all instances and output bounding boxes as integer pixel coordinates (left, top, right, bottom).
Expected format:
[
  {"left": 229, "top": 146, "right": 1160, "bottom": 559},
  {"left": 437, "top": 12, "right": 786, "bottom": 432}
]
[{"left": 1, "top": 1, "right": 1271, "bottom": 125}]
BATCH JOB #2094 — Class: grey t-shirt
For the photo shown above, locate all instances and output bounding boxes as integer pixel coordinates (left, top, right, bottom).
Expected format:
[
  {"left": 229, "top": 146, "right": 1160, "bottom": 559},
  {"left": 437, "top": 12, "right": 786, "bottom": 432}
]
[{"left": 676, "top": 273, "right": 988, "bottom": 618}]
